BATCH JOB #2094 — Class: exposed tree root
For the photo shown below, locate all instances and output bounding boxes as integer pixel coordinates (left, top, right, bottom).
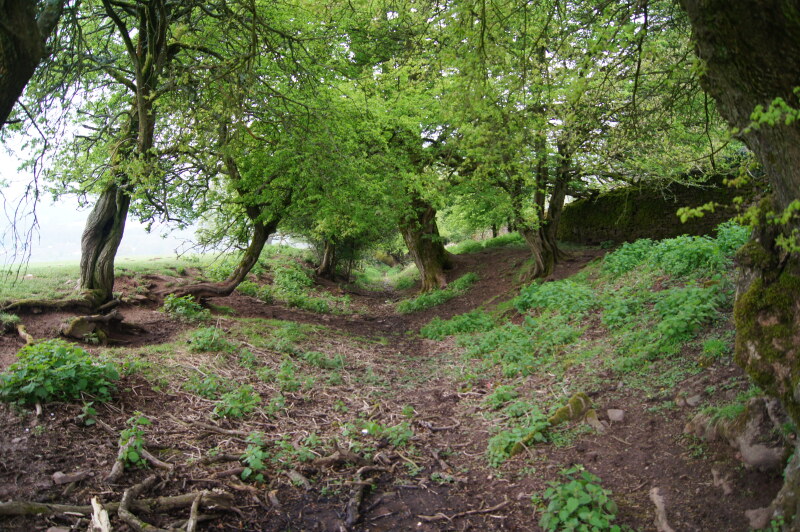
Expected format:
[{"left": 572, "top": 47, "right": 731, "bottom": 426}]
[
  {"left": 16, "top": 323, "right": 34, "bottom": 344},
  {"left": 418, "top": 499, "right": 509, "bottom": 522}
]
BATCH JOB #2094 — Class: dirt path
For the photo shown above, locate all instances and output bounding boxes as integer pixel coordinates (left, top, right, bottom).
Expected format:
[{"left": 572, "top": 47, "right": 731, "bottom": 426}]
[{"left": 0, "top": 246, "right": 782, "bottom": 531}]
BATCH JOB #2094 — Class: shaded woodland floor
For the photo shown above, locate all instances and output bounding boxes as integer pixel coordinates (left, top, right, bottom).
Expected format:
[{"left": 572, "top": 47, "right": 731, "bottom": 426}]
[{"left": 0, "top": 245, "right": 782, "bottom": 531}]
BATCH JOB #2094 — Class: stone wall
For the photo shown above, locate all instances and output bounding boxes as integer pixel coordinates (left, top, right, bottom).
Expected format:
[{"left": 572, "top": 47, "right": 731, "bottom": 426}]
[{"left": 557, "top": 179, "right": 755, "bottom": 245}]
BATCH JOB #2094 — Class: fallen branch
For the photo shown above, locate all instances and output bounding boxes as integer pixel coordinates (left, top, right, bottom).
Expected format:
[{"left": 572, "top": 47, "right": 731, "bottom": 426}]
[
  {"left": 118, "top": 475, "right": 162, "bottom": 531},
  {"left": 0, "top": 490, "right": 235, "bottom": 516},
  {"left": 106, "top": 436, "right": 133, "bottom": 483},
  {"left": 344, "top": 466, "right": 388, "bottom": 529},
  {"left": 186, "top": 492, "right": 203, "bottom": 532},
  {"left": 313, "top": 447, "right": 369, "bottom": 469},
  {"left": 419, "top": 499, "right": 510, "bottom": 522},
  {"left": 141, "top": 448, "right": 174, "bottom": 471},
  {"left": 649, "top": 487, "right": 676, "bottom": 532}
]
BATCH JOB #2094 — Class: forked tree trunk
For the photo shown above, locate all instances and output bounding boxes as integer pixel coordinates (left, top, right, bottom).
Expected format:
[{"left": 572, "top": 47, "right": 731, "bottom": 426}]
[
  {"left": 399, "top": 198, "right": 452, "bottom": 292},
  {"left": 316, "top": 240, "right": 337, "bottom": 279},
  {"left": 681, "top": 1, "right": 800, "bottom": 526},
  {"left": 0, "top": 0, "right": 63, "bottom": 128},
  {"left": 79, "top": 184, "right": 131, "bottom": 307}
]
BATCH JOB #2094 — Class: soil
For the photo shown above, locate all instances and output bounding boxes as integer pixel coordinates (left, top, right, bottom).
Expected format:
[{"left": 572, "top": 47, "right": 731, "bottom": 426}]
[{"left": 0, "top": 246, "right": 782, "bottom": 531}]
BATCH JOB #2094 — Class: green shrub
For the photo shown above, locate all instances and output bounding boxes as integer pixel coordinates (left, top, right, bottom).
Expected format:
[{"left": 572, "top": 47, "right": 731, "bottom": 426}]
[
  {"left": 649, "top": 235, "right": 727, "bottom": 278},
  {"left": 601, "top": 239, "right": 655, "bottom": 277},
  {"left": 0, "top": 340, "right": 119, "bottom": 404},
  {"left": 653, "top": 285, "right": 723, "bottom": 347},
  {"left": 396, "top": 273, "right": 478, "bottom": 314},
  {"left": 539, "top": 466, "right": 620, "bottom": 531},
  {"left": 183, "top": 373, "right": 230, "bottom": 399},
  {"left": 714, "top": 220, "right": 750, "bottom": 254},
  {"left": 162, "top": 294, "right": 210, "bottom": 322},
  {"left": 213, "top": 385, "right": 260, "bottom": 418},
  {"left": 485, "top": 385, "right": 519, "bottom": 409},
  {"left": 515, "top": 279, "right": 596, "bottom": 315},
  {"left": 119, "top": 412, "right": 151, "bottom": 468},
  {"left": 301, "top": 350, "right": 344, "bottom": 370},
  {"left": 271, "top": 260, "right": 315, "bottom": 292},
  {"left": 464, "top": 314, "right": 580, "bottom": 377},
  {"left": 449, "top": 240, "right": 485, "bottom": 254},
  {"left": 189, "top": 327, "right": 233, "bottom": 352},
  {"left": 420, "top": 310, "right": 495, "bottom": 340}
]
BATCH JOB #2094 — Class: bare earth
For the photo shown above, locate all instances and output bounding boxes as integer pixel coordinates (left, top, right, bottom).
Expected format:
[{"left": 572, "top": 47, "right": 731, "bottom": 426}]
[{"left": 0, "top": 246, "right": 781, "bottom": 531}]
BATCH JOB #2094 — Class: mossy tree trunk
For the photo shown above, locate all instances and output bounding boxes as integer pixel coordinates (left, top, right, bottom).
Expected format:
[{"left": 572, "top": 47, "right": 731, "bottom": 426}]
[
  {"left": 0, "top": 0, "right": 63, "bottom": 128},
  {"left": 682, "top": 0, "right": 800, "bottom": 525},
  {"left": 399, "top": 197, "right": 452, "bottom": 292}
]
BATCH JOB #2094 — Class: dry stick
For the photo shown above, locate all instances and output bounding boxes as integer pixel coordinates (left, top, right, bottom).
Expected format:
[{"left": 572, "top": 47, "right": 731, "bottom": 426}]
[
  {"left": 118, "top": 475, "right": 164, "bottom": 532},
  {"left": 418, "top": 499, "right": 510, "bottom": 522},
  {"left": 89, "top": 497, "right": 111, "bottom": 532},
  {"left": 344, "top": 466, "right": 389, "bottom": 529},
  {"left": 141, "top": 448, "right": 174, "bottom": 471},
  {"left": 106, "top": 436, "right": 133, "bottom": 483},
  {"left": 0, "top": 491, "right": 235, "bottom": 517},
  {"left": 416, "top": 418, "right": 461, "bottom": 432},
  {"left": 185, "top": 492, "right": 203, "bottom": 532}
]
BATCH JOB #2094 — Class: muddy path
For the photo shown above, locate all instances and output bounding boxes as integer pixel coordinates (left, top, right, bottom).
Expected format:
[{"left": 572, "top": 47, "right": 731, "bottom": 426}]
[{"left": 0, "top": 246, "right": 782, "bottom": 531}]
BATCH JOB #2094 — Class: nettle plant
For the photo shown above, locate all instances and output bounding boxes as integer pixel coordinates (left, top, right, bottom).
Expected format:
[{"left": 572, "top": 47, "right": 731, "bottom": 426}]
[
  {"left": 538, "top": 466, "right": 620, "bottom": 532},
  {"left": 0, "top": 339, "right": 119, "bottom": 404}
]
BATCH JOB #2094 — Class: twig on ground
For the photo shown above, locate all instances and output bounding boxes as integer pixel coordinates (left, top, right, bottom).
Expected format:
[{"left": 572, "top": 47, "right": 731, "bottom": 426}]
[
  {"left": 418, "top": 499, "right": 510, "bottom": 522},
  {"left": 344, "top": 466, "right": 389, "bottom": 529},
  {"left": 185, "top": 492, "right": 203, "bottom": 532}
]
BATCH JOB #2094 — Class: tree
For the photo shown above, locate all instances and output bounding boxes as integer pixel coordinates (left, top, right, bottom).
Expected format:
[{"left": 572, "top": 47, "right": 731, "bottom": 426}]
[
  {"left": 681, "top": 0, "right": 800, "bottom": 525},
  {"left": 0, "top": 0, "right": 64, "bottom": 128}
]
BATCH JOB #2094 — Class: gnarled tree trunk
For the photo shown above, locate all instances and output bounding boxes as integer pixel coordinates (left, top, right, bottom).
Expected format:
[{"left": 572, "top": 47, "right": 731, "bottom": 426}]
[
  {"left": 171, "top": 214, "right": 279, "bottom": 300},
  {"left": 399, "top": 197, "right": 452, "bottom": 292},
  {"left": 79, "top": 184, "right": 131, "bottom": 307},
  {"left": 0, "top": 0, "right": 63, "bottom": 128},
  {"left": 681, "top": 0, "right": 800, "bottom": 526}
]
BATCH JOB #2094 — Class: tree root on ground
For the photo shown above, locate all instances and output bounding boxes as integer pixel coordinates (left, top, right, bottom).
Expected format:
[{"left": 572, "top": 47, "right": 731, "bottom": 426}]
[
  {"left": 342, "top": 466, "right": 389, "bottom": 530},
  {"left": 418, "top": 499, "right": 510, "bottom": 522}
]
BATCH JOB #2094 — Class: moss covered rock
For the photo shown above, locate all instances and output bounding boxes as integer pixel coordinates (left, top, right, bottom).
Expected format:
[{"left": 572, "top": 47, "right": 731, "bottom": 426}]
[{"left": 548, "top": 392, "right": 592, "bottom": 426}]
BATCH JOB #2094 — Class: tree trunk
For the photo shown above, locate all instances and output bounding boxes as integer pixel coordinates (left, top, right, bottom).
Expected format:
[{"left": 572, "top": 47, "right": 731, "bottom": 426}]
[
  {"left": 172, "top": 215, "right": 279, "bottom": 300},
  {"left": 79, "top": 184, "right": 131, "bottom": 307},
  {"left": 399, "top": 198, "right": 452, "bottom": 292},
  {"left": 681, "top": 1, "right": 800, "bottom": 526},
  {"left": 0, "top": 0, "right": 63, "bottom": 128},
  {"left": 316, "top": 240, "right": 337, "bottom": 280},
  {"left": 517, "top": 143, "right": 570, "bottom": 280}
]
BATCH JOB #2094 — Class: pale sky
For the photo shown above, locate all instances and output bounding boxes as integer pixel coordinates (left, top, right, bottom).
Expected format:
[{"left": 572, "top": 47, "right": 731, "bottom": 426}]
[{"left": 0, "top": 145, "right": 195, "bottom": 265}]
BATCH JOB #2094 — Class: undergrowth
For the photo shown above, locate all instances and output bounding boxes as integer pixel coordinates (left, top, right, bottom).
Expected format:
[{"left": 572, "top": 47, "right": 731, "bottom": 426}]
[{"left": 397, "top": 272, "right": 479, "bottom": 314}]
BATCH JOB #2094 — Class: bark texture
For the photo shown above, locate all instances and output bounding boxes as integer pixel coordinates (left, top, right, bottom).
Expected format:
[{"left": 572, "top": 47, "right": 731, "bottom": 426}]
[
  {"left": 79, "top": 184, "right": 131, "bottom": 307},
  {"left": 399, "top": 198, "right": 452, "bottom": 292},
  {"left": 317, "top": 240, "right": 337, "bottom": 279},
  {"left": 681, "top": 0, "right": 800, "bottom": 212},
  {"left": 0, "top": 0, "right": 63, "bottom": 127},
  {"left": 681, "top": 1, "right": 800, "bottom": 526}
]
